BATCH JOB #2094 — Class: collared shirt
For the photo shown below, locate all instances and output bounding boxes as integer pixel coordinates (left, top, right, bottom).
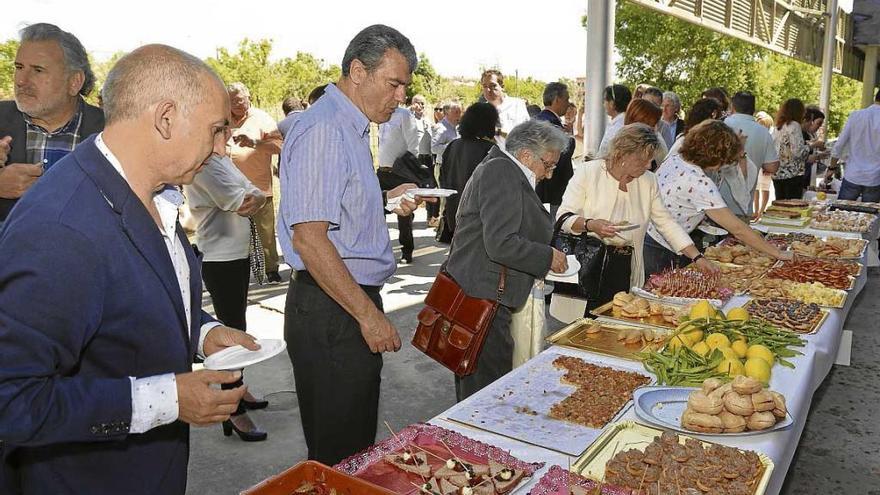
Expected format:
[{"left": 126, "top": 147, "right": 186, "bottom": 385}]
[
  {"left": 500, "top": 147, "right": 536, "bottom": 189},
  {"left": 378, "top": 107, "right": 420, "bottom": 166},
  {"left": 724, "top": 113, "right": 778, "bottom": 170},
  {"left": 278, "top": 83, "right": 395, "bottom": 286},
  {"left": 659, "top": 118, "right": 677, "bottom": 149},
  {"left": 415, "top": 115, "right": 432, "bottom": 155},
  {"left": 95, "top": 133, "right": 219, "bottom": 434},
  {"left": 832, "top": 104, "right": 880, "bottom": 186},
  {"left": 24, "top": 99, "right": 84, "bottom": 170},
  {"left": 431, "top": 118, "right": 458, "bottom": 162},
  {"left": 597, "top": 113, "right": 626, "bottom": 158}
]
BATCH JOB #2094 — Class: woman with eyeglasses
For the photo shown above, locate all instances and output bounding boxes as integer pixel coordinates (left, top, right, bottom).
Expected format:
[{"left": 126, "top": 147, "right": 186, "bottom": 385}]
[{"left": 556, "top": 124, "right": 714, "bottom": 313}]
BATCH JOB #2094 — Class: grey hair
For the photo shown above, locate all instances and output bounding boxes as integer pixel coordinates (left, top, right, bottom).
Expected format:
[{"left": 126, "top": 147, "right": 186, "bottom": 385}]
[
  {"left": 20, "top": 23, "right": 94, "bottom": 96},
  {"left": 226, "top": 82, "right": 250, "bottom": 97},
  {"left": 341, "top": 24, "right": 417, "bottom": 77},
  {"left": 102, "top": 44, "right": 224, "bottom": 125},
  {"left": 607, "top": 123, "right": 660, "bottom": 162},
  {"left": 442, "top": 101, "right": 462, "bottom": 113},
  {"left": 542, "top": 82, "right": 568, "bottom": 107},
  {"left": 506, "top": 120, "right": 569, "bottom": 159},
  {"left": 662, "top": 91, "right": 681, "bottom": 110}
]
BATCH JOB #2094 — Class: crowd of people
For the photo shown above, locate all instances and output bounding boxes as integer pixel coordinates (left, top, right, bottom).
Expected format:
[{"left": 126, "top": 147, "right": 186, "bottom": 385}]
[{"left": 0, "top": 20, "right": 879, "bottom": 495}]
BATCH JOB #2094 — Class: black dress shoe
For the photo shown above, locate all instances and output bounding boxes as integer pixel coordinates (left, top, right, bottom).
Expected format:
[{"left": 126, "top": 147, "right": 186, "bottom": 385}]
[
  {"left": 401, "top": 253, "right": 413, "bottom": 264},
  {"left": 242, "top": 397, "right": 269, "bottom": 410},
  {"left": 222, "top": 419, "right": 267, "bottom": 442},
  {"left": 266, "top": 271, "right": 282, "bottom": 284}
]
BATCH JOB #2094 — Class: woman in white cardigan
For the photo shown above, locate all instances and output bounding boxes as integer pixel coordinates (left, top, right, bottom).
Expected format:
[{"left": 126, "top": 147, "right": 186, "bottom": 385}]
[{"left": 556, "top": 124, "right": 715, "bottom": 313}]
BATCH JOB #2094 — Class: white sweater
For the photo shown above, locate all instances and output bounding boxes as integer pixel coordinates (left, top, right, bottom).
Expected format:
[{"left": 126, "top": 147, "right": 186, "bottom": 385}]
[{"left": 557, "top": 159, "right": 694, "bottom": 287}]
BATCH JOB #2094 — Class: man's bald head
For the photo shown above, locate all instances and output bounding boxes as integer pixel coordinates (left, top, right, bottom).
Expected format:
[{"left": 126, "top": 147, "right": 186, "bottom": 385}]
[{"left": 102, "top": 44, "right": 225, "bottom": 125}]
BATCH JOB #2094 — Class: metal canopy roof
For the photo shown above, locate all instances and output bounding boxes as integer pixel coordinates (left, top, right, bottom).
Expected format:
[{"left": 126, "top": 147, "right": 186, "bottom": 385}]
[{"left": 627, "top": 0, "right": 876, "bottom": 81}]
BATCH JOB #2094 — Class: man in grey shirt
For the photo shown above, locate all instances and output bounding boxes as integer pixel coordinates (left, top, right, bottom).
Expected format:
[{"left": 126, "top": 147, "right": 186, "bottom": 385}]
[{"left": 724, "top": 91, "right": 779, "bottom": 214}]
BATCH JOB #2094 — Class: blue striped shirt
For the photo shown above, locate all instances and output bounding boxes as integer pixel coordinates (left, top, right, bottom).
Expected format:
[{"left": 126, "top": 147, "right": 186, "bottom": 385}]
[{"left": 277, "top": 83, "right": 395, "bottom": 286}]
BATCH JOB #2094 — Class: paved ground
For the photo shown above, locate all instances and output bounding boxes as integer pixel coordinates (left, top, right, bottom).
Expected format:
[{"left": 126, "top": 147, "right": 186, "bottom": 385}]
[{"left": 187, "top": 209, "right": 880, "bottom": 494}]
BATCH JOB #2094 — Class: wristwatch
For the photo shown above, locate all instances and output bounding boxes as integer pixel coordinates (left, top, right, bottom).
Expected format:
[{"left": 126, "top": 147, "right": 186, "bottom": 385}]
[{"left": 691, "top": 253, "right": 704, "bottom": 262}]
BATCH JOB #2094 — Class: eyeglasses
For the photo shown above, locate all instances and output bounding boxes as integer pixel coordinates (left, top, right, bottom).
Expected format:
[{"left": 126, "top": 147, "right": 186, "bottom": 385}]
[
  {"left": 539, "top": 156, "right": 557, "bottom": 170},
  {"left": 434, "top": 107, "right": 443, "bottom": 112}
]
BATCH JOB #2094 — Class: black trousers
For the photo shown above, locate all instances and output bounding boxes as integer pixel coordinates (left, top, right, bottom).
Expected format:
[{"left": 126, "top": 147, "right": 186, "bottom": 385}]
[
  {"left": 419, "top": 153, "right": 440, "bottom": 218},
  {"left": 643, "top": 235, "right": 692, "bottom": 280},
  {"left": 773, "top": 176, "right": 805, "bottom": 200},
  {"left": 284, "top": 272, "right": 384, "bottom": 465},
  {"left": 454, "top": 305, "right": 513, "bottom": 402},
  {"left": 202, "top": 258, "right": 251, "bottom": 414},
  {"left": 397, "top": 214, "right": 414, "bottom": 257}
]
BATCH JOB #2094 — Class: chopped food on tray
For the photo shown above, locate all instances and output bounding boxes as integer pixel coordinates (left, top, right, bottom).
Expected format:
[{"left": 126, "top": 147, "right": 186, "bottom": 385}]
[
  {"left": 764, "top": 259, "right": 857, "bottom": 290},
  {"left": 644, "top": 268, "right": 734, "bottom": 300},
  {"left": 744, "top": 298, "right": 824, "bottom": 333}
]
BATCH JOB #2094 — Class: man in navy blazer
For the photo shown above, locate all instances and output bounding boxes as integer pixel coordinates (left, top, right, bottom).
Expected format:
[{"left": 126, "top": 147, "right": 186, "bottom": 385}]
[
  {"left": 0, "top": 45, "right": 257, "bottom": 494},
  {"left": 534, "top": 81, "right": 575, "bottom": 218}
]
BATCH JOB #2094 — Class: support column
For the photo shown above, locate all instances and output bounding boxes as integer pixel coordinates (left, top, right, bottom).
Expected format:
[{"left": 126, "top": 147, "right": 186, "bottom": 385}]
[
  {"left": 818, "top": 0, "right": 839, "bottom": 116},
  {"left": 861, "top": 45, "right": 879, "bottom": 108},
  {"left": 585, "top": 0, "right": 616, "bottom": 155}
]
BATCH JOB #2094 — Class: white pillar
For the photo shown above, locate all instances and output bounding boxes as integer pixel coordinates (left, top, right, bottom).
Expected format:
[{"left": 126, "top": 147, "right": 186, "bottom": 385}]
[
  {"left": 585, "top": 0, "right": 616, "bottom": 155},
  {"left": 862, "top": 46, "right": 879, "bottom": 108},
  {"left": 818, "top": 0, "right": 840, "bottom": 116}
]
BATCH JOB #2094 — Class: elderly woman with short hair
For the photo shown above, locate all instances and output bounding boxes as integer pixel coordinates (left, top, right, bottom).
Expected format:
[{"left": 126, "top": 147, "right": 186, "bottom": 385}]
[
  {"left": 446, "top": 119, "right": 569, "bottom": 400},
  {"left": 645, "top": 120, "right": 792, "bottom": 276},
  {"left": 556, "top": 124, "right": 713, "bottom": 313}
]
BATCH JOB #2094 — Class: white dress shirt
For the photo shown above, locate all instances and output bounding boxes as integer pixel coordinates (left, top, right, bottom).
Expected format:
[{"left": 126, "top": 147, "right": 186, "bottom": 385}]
[
  {"left": 832, "top": 103, "right": 880, "bottom": 187},
  {"left": 597, "top": 113, "right": 626, "bottom": 158},
  {"left": 501, "top": 147, "right": 536, "bottom": 189},
  {"left": 95, "top": 133, "right": 220, "bottom": 434},
  {"left": 495, "top": 96, "right": 530, "bottom": 149},
  {"left": 415, "top": 115, "right": 432, "bottom": 155},
  {"left": 378, "top": 107, "right": 420, "bottom": 167},
  {"left": 431, "top": 118, "right": 458, "bottom": 162}
]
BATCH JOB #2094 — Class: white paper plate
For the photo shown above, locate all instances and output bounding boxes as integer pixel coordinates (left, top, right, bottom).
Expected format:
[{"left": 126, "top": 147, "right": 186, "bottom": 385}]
[
  {"left": 204, "top": 339, "right": 287, "bottom": 371},
  {"left": 613, "top": 222, "right": 640, "bottom": 232},
  {"left": 546, "top": 255, "right": 580, "bottom": 283},
  {"left": 405, "top": 188, "right": 457, "bottom": 198}
]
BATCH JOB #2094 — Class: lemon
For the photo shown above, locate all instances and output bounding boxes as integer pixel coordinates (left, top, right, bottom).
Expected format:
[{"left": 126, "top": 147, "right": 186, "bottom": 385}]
[
  {"left": 692, "top": 341, "right": 711, "bottom": 357},
  {"left": 744, "top": 357, "right": 772, "bottom": 384},
  {"left": 689, "top": 300, "right": 714, "bottom": 320},
  {"left": 705, "top": 333, "right": 731, "bottom": 350},
  {"left": 727, "top": 307, "right": 750, "bottom": 321},
  {"left": 719, "top": 346, "right": 739, "bottom": 361},
  {"left": 731, "top": 340, "right": 748, "bottom": 359},
  {"left": 682, "top": 325, "right": 704, "bottom": 345},
  {"left": 666, "top": 334, "right": 690, "bottom": 351},
  {"left": 746, "top": 344, "right": 775, "bottom": 366},
  {"left": 716, "top": 358, "right": 745, "bottom": 377}
]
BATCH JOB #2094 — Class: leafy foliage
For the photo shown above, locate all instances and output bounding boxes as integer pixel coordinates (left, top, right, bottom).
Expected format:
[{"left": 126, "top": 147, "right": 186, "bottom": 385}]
[{"left": 0, "top": 39, "right": 20, "bottom": 99}]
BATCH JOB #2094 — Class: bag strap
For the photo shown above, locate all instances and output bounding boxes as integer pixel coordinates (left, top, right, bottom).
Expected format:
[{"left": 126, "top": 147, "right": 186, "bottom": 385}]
[{"left": 552, "top": 211, "right": 577, "bottom": 238}]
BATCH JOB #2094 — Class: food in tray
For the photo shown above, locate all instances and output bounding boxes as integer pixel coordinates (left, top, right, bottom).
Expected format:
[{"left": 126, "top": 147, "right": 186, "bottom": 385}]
[
  {"left": 764, "top": 258, "right": 857, "bottom": 290},
  {"left": 549, "top": 356, "right": 651, "bottom": 429},
  {"left": 527, "top": 465, "right": 628, "bottom": 495},
  {"left": 384, "top": 451, "right": 432, "bottom": 477},
  {"left": 764, "top": 232, "right": 816, "bottom": 249},
  {"left": 644, "top": 268, "right": 734, "bottom": 300},
  {"left": 639, "top": 302, "right": 805, "bottom": 385},
  {"left": 602, "top": 430, "right": 764, "bottom": 494},
  {"left": 615, "top": 327, "right": 663, "bottom": 346},
  {"left": 762, "top": 206, "right": 806, "bottom": 219},
  {"left": 771, "top": 199, "right": 810, "bottom": 208},
  {"left": 681, "top": 377, "right": 787, "bottom": 434},
  {"left": 744, "top": 298, "right": 824, "bottom": 333},
  {"left": 748, "top": 278, "right": 846, "bottom": 307},
  {"left": 713, "top": 264, "right": 768, "bottom": 292},
  {"left": 293, "top": 481, "right": 339, "bottom": 494},
  {"left": 789, "top": 237, "right": 867, "bottom": 258},
  {"left": 811, "top": 210, "right": 876, "bottom": 232},
  {"left": 704, "top": 245, "right": 775, "bottom": 267},
  {"left": 611, "top": 292, "right": 680, "bottom": 323}
]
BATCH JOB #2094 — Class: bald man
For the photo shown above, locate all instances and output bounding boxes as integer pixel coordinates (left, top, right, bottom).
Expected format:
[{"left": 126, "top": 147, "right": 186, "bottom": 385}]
[{"left": 0, "top": 45, "right": 257, "bottom": 494}]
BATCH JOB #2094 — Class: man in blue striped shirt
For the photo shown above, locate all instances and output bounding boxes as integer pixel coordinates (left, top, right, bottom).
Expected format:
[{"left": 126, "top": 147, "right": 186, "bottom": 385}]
[{"left": 277, "top": 24, "right": 422, "bottom": 465}]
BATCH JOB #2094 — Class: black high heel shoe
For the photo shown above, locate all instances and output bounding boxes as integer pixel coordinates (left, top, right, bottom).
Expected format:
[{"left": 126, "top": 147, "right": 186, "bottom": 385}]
[
  {"left": 222, "top": 417, "right": 267, "bottom": 442},
  {"left": 242, "top": 397, "right": 269, "bottom": 410}
]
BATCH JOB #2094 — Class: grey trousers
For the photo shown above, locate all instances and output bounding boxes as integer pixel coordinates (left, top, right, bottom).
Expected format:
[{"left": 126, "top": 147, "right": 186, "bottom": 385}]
[{"left": 454, "top": 305, "right": 514, "bottom": 401}]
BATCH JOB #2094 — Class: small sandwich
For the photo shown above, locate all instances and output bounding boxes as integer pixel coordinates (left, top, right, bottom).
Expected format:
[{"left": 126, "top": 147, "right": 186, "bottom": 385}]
[
  {"left": 383, "top": 451, "right": 432, "bottom": 478},
  {"left": 772, "top": 199, "right": 809, "bottom": 208},
  {"left": 489, "top": 460, "right": 526, "bottom": 494},
  {"left": 417, "top": 477, "right": 446, "bottom": 495},
  {"left": 434, "top": 458, "right": 490, "bottom": 479},
  {"left": 438, "top": 478, "right": 493, "bottom": 495},
  {"left": 763, "top": 207, "right": 803, "bottom": 219}
]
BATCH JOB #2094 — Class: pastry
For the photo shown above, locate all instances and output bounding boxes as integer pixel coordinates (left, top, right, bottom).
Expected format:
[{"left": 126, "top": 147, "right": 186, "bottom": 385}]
[
  {"left": 731, "top": 376, "right": 762, "bottom": 395},
  {"left": 722, "top": 390, "right": 754, "bottom": 416},
  {"left": 747, "top": 411, "right": 777, "bottom": 431},
  {"left": 751, "top": 391, "right": 776, "bottom": 412},
  {"left": 681, "top": 409, "right": 724, "bottom": 433},
  {"left": 687, "top": 390, "right": 723, "bottom": 415},
  {"left": 770, "top": 391, "right": 787, "bottom": 419},
  {"left": 719, "top": 410, "right": 748, "bottom": 433}
]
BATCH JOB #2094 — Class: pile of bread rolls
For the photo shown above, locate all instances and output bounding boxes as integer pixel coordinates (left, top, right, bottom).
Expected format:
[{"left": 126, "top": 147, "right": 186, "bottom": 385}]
[{"left": 681, "top": 376, "right": 787, "bottom": 433}]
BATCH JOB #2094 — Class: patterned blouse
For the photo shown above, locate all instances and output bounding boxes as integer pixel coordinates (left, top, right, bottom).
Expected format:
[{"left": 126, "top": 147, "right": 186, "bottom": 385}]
[{"left": 771, "top": 121, "right": 810, "bottom": 181}]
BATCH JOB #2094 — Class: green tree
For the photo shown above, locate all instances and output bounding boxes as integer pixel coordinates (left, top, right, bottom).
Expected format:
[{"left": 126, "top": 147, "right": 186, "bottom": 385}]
[
  {"left": 0, "top": 39, "right": 20, "bottom": 99},
  {"left": 407, "top": 52, "right": 441, "bottom": 101}
]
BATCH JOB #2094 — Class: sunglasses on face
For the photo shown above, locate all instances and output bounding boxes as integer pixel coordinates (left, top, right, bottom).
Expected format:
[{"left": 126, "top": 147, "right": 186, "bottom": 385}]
[{"left": 434, "top": 108, "right": 443, "bottom": 112}]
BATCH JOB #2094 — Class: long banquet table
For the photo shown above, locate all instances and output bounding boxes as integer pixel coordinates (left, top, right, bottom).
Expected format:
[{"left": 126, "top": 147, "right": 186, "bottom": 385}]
[{"left": 427, "top": 246, "right": 869, "bottom": 495}]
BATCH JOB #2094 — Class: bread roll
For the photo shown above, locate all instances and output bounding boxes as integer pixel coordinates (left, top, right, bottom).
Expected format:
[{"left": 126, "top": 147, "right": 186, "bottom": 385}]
[
  {"left": 708, "top": 383, "right": 732, "bottom": 401},
  {"left": 681, "top": 409, "right": 723, "bottom": 434},
  {"left": 687, "top": 391, "right": 723, "bottom": 415},
  {"left": 723, "top": 390, "right": 755, "bottom": 416},
  {"left": 747, "top": 411, "right": 776, "bottom": 431},
  {"left": 751, "top": 390, "right": 776, "bottom": 412},
  {"left": 701, "top": 378, "right": 723, "bottom": 395},
  {"left": 770, "top": 391, "right": 787, "bottom": 419},
  {"left": 731, "top": 375, "right": 762, "bottom": 395},
  {"left": 613, "top": 292, "right": 633, "bottom": 306},
  {"left": 719, "top": 410, "right": 747, "bottom": 433}
]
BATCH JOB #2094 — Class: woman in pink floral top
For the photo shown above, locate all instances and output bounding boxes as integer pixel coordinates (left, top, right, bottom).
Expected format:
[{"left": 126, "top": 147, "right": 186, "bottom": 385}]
[{"left": 770, "top": 98, "right": 810, "bottom": 199}]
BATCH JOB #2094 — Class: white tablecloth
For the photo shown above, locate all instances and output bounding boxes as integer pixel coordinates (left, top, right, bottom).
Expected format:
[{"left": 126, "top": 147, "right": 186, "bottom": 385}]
[{"left": 430, "top": 255, "right": 868, "bottom": 495}]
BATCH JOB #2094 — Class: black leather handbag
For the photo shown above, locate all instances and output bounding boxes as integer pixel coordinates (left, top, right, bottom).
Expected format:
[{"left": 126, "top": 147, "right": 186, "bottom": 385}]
[{"left": 549, "top": 212, "right": 606, "bottom": 299}]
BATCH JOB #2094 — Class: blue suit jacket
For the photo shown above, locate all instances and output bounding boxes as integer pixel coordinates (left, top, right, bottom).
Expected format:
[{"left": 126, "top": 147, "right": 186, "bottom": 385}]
[{"left": 0, "top": 136, "right": 215, "bottom": 494}]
